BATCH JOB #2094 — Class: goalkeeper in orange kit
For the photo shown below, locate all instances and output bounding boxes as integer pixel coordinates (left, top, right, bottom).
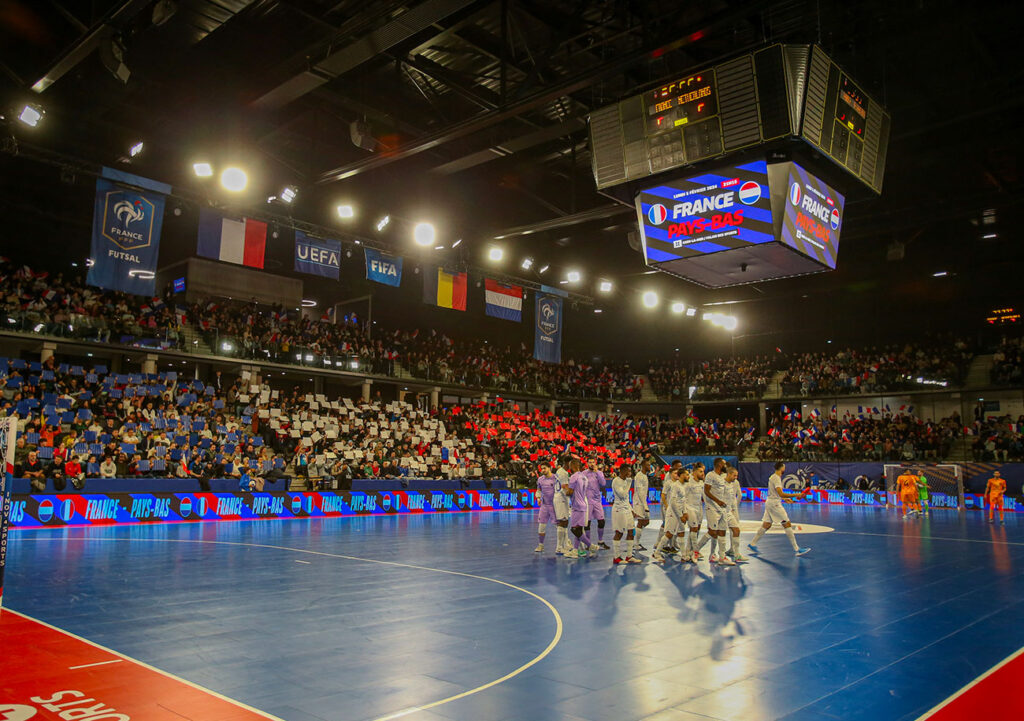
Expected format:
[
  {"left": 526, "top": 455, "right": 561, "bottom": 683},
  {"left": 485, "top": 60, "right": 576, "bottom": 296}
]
[
  {"left": 986, "top": 471, "right": 1007, "bottom": 524},
  {"left": 898, "top": 469, "right": 922, "bottom": 518}
]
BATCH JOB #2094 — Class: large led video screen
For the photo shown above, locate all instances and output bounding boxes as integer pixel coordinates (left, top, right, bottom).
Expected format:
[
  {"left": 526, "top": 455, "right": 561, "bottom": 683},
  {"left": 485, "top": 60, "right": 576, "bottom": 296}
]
[{"left": 779, "top": 162, "right": 846, "bottom": 269}]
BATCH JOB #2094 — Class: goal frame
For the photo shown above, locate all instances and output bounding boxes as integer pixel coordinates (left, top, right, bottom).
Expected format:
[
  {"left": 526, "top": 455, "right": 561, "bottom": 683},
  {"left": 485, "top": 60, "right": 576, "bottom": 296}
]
[{"left": 884, "top": 463, "right": 964, "bottom": 511}]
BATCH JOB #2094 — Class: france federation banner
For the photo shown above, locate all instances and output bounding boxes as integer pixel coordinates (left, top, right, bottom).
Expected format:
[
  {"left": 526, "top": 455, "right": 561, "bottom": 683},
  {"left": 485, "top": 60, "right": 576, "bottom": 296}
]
[
  {"left": 294, "top": 231, "right": 341, "bottom": 279},
  {"left": 364, "top": 247, "right": 403, "bottom": 287},
  {"left": 485, "top": 278, "right": 523, "bottom": 322},
  {"left": 534, "top": 293, "right": 562, "bottom": 363},
  {"left": 88, "top": 176, "right": 166, "bottom": 296}
]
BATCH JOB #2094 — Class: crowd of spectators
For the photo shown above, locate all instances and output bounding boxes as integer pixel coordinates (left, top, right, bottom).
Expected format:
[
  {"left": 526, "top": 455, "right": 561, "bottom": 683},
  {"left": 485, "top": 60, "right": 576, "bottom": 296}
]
[
  {"left": 755, "top": 410, "right": 965, "bottom": 462},
  {"left": 778, "top": 340, "right": 972, "bottom": 396},
  {"left": 690, "top": 356, "right": 773, "bottom": 400},
  {"left": 990, "top": 337, "right": 1024, "bottom": 385}
]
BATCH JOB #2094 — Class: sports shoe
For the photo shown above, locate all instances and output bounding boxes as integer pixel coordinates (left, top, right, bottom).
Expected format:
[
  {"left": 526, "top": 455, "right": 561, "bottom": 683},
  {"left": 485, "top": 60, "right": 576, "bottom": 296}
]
[
  {"left": 709, "top": 554, "right": 718, "bottom": 563},
  {"left": 747, "top": 543, "right": 759, "bottom": 553},
  {"left": 651, "top": 552, "right": 665, "bottom": 563},
  {"left": 692, "top": 550, "right": 702, "bottom": 561},
  {"left": 718, "top": 556, "right": 737, "bottom": 566},
  {"left": 599, "top": 542, "right": 611, "bottom": 550},
  {"left": 637, "top": 543, "right": 647, "bottom": 551},
  {"left": 534, "top": 543, "right": 544, "bottom": 553},
  {"left": 613, "top": 557, "right": 623, "bottom": 564},
  {"left": 589, "top": 543, "right": 600, "bottom": 551},
  {"left": 626, "top": 556, "right": 642, "bottom": 564},
  {"left": 795, "top": 547, "right": 811, "bottom": 556},
  {"left": 987, "top": 518, "right": 994, "bottom": 523},
  {"left": 577, "top": 549, "right": 588, "bottom": 559},
  {"left": 733, "top": 554, "right": 749, "bottom": 563},
  {"left": 665, "top": 545, "right": 678, "bottom": 554},
  {"left": 725, "top": 549, "right": 735, "bottom": 558}
]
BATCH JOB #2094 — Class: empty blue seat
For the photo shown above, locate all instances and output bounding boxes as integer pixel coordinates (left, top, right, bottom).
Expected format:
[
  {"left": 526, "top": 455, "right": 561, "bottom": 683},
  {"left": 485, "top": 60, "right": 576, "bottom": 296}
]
[{"left": 87, "top": 462, "right": 100, "bottom": 475}]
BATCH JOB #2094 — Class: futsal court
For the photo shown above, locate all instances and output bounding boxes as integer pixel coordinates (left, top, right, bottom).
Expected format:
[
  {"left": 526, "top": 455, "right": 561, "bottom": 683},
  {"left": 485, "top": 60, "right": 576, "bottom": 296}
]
[{"left": 3, "top": 503, "right": 1022, "bottom": 721}]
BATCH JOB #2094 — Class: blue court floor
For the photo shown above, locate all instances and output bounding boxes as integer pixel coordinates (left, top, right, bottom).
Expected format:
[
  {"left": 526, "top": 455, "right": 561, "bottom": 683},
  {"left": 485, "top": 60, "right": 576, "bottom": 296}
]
[{"left": 6, "top": 503, "right": 1024, "bottom": 721}]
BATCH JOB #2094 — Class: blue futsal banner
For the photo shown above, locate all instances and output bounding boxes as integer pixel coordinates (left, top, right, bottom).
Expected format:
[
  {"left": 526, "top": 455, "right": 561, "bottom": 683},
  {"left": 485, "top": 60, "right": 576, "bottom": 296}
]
[
  {"left": 88, "top": 176, "right": 166, "bottom": 296},
  {"left": 0, "top": 416, "right": 15, "bottom": 607},
  {"left": 534, "top": 293, "right": 563, "bottom": 363},
  {"left": 364, "top": 247, "right": 403, "bottom": 287},
  {"left": 294, "top": 231, "right": 341, "bottom": 279}
]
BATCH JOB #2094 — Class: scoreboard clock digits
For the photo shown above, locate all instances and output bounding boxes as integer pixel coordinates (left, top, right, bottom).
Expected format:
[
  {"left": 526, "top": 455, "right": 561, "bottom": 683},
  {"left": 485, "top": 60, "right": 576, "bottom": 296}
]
[
  {"left": 645, "top": 71, "right": 717, "bottom": 133},
  {"left": 836, "top": 74, "right": 867, "bottom": 139}
]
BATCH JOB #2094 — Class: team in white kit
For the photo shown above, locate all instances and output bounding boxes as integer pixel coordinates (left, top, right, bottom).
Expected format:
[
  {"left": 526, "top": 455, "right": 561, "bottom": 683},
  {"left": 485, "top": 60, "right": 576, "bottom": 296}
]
[{"left": 535, "top": 456, "right": 810, "bottom": 563}]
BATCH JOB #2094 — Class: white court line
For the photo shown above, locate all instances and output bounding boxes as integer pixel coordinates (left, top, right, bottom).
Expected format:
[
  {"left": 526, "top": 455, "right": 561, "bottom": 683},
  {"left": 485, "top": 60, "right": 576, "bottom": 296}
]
[
  {"left": 914, "top": 646, "right": 1024, "bottom": 720},
  {"left": 68, "top": 659, "right": 124, "bottom": 670},
  {"left": 830, "top": 530, "right": 1024, "bottom": 547},
  {"left": 16, "top": 535, "right": 564, "bottom": 721},
  {"left": 3, "top": 607, "right": 286, "bottom": 720},
  {"left": 293, "top": 559, "right": 311, "bottom": 564}
]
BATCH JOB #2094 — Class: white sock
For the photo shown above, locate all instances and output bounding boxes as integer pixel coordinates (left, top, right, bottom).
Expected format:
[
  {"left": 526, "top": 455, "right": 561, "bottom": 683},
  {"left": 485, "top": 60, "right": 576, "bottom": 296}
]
[
  {"left": 708, "top": 537, "right": 717, "bottom": 558},
  {"left": 655, "top": 534, "right": 670, "bottom": 553},
  {"left": 730, "top": 533, "right": 739, "bottom": 553},
  {"left": 690, "top": 530, "right": 700, "bottom": 553},
  {"left": 557, "top": 526, "right": 566, "bottom": 550},
  {"left": 633, "top": 528, "right": 643, "bottom": 553},
  {"left": 696, "top": 533, "right": 711, "bottom": 551},
  {"left": 751, "top": 527, "right": 767, "bottom": 545},
  {"left": 612, "top": 537, "right": 620, "bottom": 557},
  {"left": 785, "top": 527, "right": 799, "bottom": 551}
]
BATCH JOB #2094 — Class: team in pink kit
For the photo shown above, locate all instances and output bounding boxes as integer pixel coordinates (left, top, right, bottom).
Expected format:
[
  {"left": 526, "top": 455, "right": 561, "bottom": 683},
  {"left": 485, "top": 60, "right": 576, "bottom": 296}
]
[{"left": 535, "top": 456, "right": 810, "bottom": 564}]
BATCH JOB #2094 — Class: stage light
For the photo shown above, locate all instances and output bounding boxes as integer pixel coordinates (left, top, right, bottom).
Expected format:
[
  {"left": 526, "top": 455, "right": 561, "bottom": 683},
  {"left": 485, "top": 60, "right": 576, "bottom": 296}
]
[
  {"left": 685, "top": 307, "right": 697, "bottom": 316},
  {"left": 434, "top": 245, "right": 445, "bottom": 250},
  {"left": 18, "top": 105, "right": 42, "bottom": 127},
  {"left": 599, "top": 280, "right": 613, "bottom": 293},
  {"left": 337, "top": 204, "right": 355, "bottom": 219},
  {"left": 452, "top": 238, "right": 463, "bottom": 248},
  {"left": 933, "top": 271, "right": 948, "bottom": 277},
  {"left": 193, "top": 162, "right": 213, "bottom": 177},
  {"left": 642, "top": 291, "right": 658, "bottom": 308},
  {"left": 280, "top": 186, "right": 297, "bottom": 203},
  {"left": 414, "top": 222, "right": 435, "bottom": 246},
  {"left": 567, "top": 270, "right": 581, "bottom": 283},
  {"left": 538, "top": 265, "right": 549, "bottom": 274},
  {"left": 721, "top": 315, "right": 738, "bottom": 331},
  {"left": 521, "top": 257, "right": 533, "bottom": 270},
  {"left": 671, "top": 301, "right": 685, "bottom": 313},
  {"left": 301, "top": 299, "right": 317, "bottom": 307},
  {"left": 221, "top": 341, "right": 233, "bottom": 352},
  {"left": 128, "top": 269, "right": 155, "bottom": 279},
  {"left": 594, "top": 309, "right": 603, "bottom": 314},
  {"left": 128, "top": 141, "right": 144, "bottom": 158},
  {"left": 220, "top": 167, "right": 247, "bottom": 192},
  {"left": 489, "top": 247, "right": 504, "bottom": 262},
  {"left": 376, "top": 215, "right": 390, "bottom": 231}
]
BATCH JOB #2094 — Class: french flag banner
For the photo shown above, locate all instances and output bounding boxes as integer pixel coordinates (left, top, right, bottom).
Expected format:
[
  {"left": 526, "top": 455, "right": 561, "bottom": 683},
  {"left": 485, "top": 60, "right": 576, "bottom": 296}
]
[
  {"left": 484, "top": 278, "right": 523, "bottom": 322},
  {"left": 197, "top": 209, "right": 267, "bottom": 269}
]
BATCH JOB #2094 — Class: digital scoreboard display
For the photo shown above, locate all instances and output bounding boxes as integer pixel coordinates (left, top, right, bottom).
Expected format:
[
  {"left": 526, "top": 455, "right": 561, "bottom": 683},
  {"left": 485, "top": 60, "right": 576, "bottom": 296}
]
[
  {"left": 836, "top": 75, "right": 867, "bottom": 139},
  {"left": 636, "top": 159, "right": 774, "bottom": 262},
  {"left": 645, "top": 71, "right": 717, "bottom": 133},
  {"left": 779, "top": 162, "right": 845, "bottom": 269}
]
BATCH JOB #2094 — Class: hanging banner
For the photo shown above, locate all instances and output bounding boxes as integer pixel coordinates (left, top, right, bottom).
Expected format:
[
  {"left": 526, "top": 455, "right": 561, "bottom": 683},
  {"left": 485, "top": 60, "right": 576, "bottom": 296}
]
[
  {"left": 484, "top": 279, "right": 523, "bottom": 322},
  {"left": 534, "top": 293, "right": 563, "bottom": 363},
  {"left": 87, "top": 175, "right": 166, "bottom": 296},
  {"left": 0, "top": 416, "right": 15, "bottom": 608},
  {"left": 364, "top": 247, "right": 403, "bottom": 287},
  {"left": 294, "top": 231, "right": 341, "bottom": 279},
  {"left": 423, "top": 266, "right": 467, "bottom": 310}
]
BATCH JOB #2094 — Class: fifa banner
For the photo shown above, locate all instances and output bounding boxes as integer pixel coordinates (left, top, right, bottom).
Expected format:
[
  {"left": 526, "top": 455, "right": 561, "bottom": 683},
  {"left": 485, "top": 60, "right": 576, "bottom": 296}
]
[
  {"left": 1, "top": 416, "right": 16, "bottom": 607},
  {"left": 294, "top": 231, "right": 341, "bottom": 280},
  {"left": 88, "top": 169, "right": 169, "bottom": 296},
  {"left": 534, "top": 294, "right": 563, "bottom": 363},
  {"left": 364, "top": 247, "right": 403, "bottom": 287}
]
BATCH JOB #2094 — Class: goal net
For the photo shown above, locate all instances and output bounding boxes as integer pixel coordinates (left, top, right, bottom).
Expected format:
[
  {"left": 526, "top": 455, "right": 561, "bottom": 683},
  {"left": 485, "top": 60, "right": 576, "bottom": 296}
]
[
  {"left": 1, "top": 415, "right": 16, "bottom": 608},
  {"left": 884, "top": 463, "right": 964, "bottom": 510}
]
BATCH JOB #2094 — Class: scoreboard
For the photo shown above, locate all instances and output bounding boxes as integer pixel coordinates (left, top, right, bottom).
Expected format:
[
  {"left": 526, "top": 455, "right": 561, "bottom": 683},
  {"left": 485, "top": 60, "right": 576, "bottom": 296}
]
[{"left": 589, "top": 44, "right": 890, "bottom": 197}]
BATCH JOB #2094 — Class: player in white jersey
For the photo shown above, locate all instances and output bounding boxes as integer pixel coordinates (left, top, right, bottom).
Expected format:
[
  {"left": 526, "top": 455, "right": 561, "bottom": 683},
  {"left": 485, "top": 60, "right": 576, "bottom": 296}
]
[
  {"left": 631, "top": 459, "right": 651, "bottom": 556},
  {"left": 723, "top": 466, "right": 743, "bottom": 558},
  {"left": 653, "top": 468, "right": 690, "bottom": 563},
  {"left": 682, "top": 462, "right": 706, "bottom": 562},
  {"left": 553, "top": 455, "right": 572, "bottom": 555},
  {"left": 748, "top": 462, "right": 811, "bottom": 556},
  {"left": 696, "top": 458, "right": 746, "bottom": 565},
  {"left": 611, "top": 465, "right": 642, "bottom": 564},
  {"left": 656, "top": 460, "right": 684, "bottom": 553},
  {"left": 720, "top": 465, "right": 748, "bottom": 562}
]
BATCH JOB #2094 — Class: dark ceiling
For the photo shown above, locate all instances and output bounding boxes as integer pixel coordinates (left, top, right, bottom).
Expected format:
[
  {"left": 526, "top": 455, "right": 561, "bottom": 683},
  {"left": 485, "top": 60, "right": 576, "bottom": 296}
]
[{"left": 1, "top": 0, "right": 1022, "bottom": 360}]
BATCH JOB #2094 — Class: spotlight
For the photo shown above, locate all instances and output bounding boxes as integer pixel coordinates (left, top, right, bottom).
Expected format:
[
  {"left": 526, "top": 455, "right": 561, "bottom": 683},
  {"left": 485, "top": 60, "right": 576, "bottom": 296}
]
[
  {"left": 642, "top": 291, "right": 658, "bottom": 308},
  {"left": 128, "top": 269, "right": 155, "bottom": 279},
  {"left": 488, "top": 247, "right": 504, "bottom": 262},
  {"left": 521, "top": 257, "right": 534, "bottom": 270},
  {"left": 599, "top": 280, "right": 613, "bottom": 293},
  {"left": 567, "top": 270, "right": 581, "bottom": 283},
  {"left": 594, "top": 309, "right": 603, "bottom": 314},
  {"left": 280, "top": 186, "right": 297, "bottom": 203},
  {"left": 376, "top": 215, "right": 390, "bottom": 231},
  {"left": 193, "top": 162, "right": 213, "bottom": 177},
  {"left": 685, "top": 307, "right": 697, "bottom": 317},
  {"left": 538, "top": 265, "right": 549, "bottom": 274},
  {"left": 128, "top": 141, "right": 144, "bottom": 158},
  {"left": 337, "top": 204, "right": 354, "bottom": 219},
  {"left": 221, "top": 341, "right": 233, "bottom": 352},
  {"left": 721, "top": 315, "right": 738, "bottom": 331},
  {"left": 301, "top": 299, "right": 317, "bottom": 307},
  {"left": 452, "top": 238, "right": 463, "bottom": 248},
  {"left": 414, "top": 222, "right": 435, "bottom": 246},
  {"left": 220, "top": 167, "right": 247, "bottom": 192},
  {"left": 18, "top": 105, "right": 43, "bottom": 127},
  {"left": 671, "top": 301, "right": 685, "bottom": 314}
]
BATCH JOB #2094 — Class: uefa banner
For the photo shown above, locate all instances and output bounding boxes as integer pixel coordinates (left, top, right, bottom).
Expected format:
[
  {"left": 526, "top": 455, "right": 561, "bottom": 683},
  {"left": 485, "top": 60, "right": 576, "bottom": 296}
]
[
  {"left": 1, "top": 416, "right": 15, "bottom": 607},
  {"left": 88, "top": 172, "right": 168, "bottom": 296},
  {"left": 534, "top": 293, "right": 563, "bottom": 363},
  {"left": 294, "top": 231, "right": 341, "bottom": 279}
]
